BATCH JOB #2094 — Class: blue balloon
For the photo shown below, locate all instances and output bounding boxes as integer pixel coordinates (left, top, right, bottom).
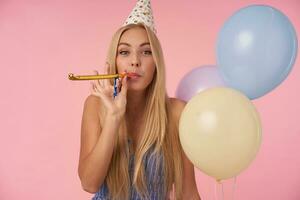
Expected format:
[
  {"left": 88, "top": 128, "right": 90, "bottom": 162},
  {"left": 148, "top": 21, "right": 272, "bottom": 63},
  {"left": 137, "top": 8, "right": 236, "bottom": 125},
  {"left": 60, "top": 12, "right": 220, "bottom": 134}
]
[{"left": 216, "top": 5, "right": 297, "bottom": 99}]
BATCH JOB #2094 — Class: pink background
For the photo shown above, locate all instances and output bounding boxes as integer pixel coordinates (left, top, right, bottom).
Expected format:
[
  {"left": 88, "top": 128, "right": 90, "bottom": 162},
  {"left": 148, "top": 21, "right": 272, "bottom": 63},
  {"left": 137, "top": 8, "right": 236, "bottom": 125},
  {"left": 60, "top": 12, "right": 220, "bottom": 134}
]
[{"left": 1, "top": 0, "right": 299, "bottom": 199}]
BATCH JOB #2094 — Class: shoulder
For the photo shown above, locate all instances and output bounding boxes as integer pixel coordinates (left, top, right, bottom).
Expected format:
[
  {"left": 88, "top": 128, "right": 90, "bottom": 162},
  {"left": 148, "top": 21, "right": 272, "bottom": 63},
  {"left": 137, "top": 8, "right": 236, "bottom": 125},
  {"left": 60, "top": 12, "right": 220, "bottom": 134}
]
[
  {"left": 169, "top": 97, "right": 186, "bottom": 107},
  {"left": 83, "top": 94, "right": 103, "bottom": 119},
  {"left": 168, "top": 97, "right": 187, "bottom": 121},
  {"left": 82, "top": 94, "right": 107, "bottom": 128},
  {"left": 84, "top": 94, "right": 100, "bottom": 107}
]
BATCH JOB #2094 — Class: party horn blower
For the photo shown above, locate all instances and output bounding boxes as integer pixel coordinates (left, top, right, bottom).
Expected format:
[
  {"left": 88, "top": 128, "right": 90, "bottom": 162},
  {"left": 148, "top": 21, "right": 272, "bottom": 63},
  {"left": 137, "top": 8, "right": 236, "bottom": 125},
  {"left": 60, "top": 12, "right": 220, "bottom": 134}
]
[{"left": 68, "top": 71, "right": 136, "bottom": 80}]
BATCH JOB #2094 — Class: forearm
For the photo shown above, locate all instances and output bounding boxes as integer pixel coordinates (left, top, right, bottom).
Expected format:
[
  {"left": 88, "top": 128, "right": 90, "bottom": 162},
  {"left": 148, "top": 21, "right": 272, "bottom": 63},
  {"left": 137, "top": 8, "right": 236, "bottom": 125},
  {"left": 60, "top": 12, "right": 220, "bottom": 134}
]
[{"left": 79, "top": 116, "right": 121, "bottom": 192}]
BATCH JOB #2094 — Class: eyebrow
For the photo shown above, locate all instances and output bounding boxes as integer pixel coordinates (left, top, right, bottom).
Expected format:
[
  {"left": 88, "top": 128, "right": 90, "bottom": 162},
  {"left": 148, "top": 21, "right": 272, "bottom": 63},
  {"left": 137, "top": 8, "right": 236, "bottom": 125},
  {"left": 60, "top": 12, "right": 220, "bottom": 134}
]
[{"left": 118, "top": 42, "right": 150, "bottom": 47}]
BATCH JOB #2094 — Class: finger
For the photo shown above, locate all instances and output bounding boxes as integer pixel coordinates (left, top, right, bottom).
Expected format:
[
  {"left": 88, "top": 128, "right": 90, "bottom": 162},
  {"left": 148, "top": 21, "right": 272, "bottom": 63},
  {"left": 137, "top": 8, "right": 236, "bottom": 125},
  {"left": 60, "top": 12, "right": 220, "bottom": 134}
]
[
  {"left": 117, "top": 77, "right": 123, "bottom": 93},
  {"left": 98, "top": 78, "right": 105, "bottom": 89},
  {"left": 90, "top": 89, "right": 105, "bottom": 99},
  {"left": 103, "top": 77, "right": 111, "bottom": 89},
  {"left": 93, "top": 69, "right": 99, "bottom": 75},
  {"left": 105, "top": 62, "right": 110, "bottom": 74},
  {"left": 119, "top": 76, "right": 128, "bottom": 97},
  {"left": 91, "top": 80, "right": 104, "bottom": 95},
  {"left": 104, "top": 62, "right": 112, "bottom": 88},
  {"left": 90, "top": 82, "right": 98, "bottom": 93},
  {"left": 90, "top": 82, "right": 105, "bottom": 98},
  {"left": 92, "top": 78, "right": 103, "bottom": 91},
  {"left": 92, "top": 69, "right": 102, "bottom": 87},
  {"left": 90, "top": 83, "right": 100, "bottom": 97},
  {"left": 90, "top": 86, "right": 99, "bottom": 97},
  {"left": 93, "top": 70, "right": 105, "bottom": 89}
]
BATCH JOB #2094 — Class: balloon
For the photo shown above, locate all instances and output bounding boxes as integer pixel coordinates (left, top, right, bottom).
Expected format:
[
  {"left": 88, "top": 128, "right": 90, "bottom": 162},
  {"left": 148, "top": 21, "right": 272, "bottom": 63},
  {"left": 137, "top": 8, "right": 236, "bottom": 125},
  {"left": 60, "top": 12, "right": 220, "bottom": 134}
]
[
  {"left": 175, "top": 65, "right": 225, "bottom": 102},
  {"left": 179, "top": 87, "right": 262, "bottom": 181},
  {"left": 216, "top": 5, "right": 298, "bottom": 99}
]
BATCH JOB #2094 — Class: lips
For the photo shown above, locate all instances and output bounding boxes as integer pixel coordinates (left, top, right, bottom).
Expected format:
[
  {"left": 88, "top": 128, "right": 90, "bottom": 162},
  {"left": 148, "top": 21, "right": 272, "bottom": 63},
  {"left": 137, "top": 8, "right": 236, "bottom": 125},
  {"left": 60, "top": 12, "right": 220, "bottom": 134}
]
[{"left": 127, "top": 72, "right": 142, "bottom": 78}]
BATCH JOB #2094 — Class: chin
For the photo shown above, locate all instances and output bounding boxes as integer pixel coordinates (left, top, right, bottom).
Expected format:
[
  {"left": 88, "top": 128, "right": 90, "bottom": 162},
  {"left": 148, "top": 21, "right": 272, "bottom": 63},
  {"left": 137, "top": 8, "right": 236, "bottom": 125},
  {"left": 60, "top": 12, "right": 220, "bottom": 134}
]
[
  {"left": 127, "top": 83, "right": 149, "bottom": 92},
  {"left": 127, "top": 86, "right": 147, "bottom": 92}
]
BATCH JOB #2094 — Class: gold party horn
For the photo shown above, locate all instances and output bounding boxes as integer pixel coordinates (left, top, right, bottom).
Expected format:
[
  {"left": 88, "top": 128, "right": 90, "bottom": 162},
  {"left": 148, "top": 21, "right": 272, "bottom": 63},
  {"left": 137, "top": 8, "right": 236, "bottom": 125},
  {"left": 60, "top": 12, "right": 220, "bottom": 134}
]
[{"left": 68, "top": 72, "right": 128, "bottom": 80}]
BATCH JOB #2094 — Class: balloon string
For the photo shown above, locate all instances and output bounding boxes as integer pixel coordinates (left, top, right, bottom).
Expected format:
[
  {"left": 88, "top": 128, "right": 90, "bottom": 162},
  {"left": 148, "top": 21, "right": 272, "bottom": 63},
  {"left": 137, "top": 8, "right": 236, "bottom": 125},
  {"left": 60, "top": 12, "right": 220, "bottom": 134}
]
[
  {"left": 214, "top": 177, "right": 237, "bottom": 200},
  {"left": 221, "top": 182, "right": 224, "bottom": 200},
  {"left": 215, "top": 180, "right": 222, "bottom": 200},
  {"left": 232, "top": 177, "right": 237, "bottom": 200},
  {"left": 214, "top": 181, "right": 217, "bottom": 200}
]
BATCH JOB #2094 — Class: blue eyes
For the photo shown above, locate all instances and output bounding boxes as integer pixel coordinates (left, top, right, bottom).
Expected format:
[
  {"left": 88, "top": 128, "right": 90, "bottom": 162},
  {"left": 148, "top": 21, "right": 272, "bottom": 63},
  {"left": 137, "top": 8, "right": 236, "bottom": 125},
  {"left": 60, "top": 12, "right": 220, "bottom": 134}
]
[{"left": 118, "top": 50, "right": 152, "bottom": 56}]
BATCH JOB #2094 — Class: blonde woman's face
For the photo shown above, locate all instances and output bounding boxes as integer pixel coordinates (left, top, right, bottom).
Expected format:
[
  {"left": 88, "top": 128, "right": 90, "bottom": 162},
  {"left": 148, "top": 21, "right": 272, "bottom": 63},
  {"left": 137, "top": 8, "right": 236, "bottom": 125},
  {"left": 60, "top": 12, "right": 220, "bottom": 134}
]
[{"left": 116, "top": 27, "right": 156, "bottom": 91}]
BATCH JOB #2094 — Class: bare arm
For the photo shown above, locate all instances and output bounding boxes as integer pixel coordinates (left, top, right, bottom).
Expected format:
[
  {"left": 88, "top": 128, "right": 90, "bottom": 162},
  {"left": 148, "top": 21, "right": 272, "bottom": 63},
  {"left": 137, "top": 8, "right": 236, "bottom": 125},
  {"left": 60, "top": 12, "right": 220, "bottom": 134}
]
[
  {"left": 172, "top": 98, "right": 201, "bottom": 200},
  {"left": 77, "top": 95, "right": 121, "bottom": 193},
  {"left": 181, "top": 151, "right": 201, "bottom": 200},
  {"left": 78, "top": 66, "right": 128, "bottom": 193}
]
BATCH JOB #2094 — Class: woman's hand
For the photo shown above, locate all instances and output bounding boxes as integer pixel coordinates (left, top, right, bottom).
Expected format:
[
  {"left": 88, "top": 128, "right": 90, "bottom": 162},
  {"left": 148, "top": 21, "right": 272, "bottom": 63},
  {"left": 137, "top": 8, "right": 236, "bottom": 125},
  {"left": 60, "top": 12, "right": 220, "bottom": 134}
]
[{"left": 90, "top": 62, "right": 128, "bottom": 119}]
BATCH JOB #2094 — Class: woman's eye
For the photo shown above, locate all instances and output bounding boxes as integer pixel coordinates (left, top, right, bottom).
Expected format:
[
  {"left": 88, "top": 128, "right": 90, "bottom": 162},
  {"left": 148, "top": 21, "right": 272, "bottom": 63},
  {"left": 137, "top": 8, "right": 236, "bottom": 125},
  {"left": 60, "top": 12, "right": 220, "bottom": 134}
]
[
  {"left": 118, "top": 50, "right": 152, "bottom": 56},
  {"left": 119, "top": 51, "right": 128, "bottom": 55},
  {"left": 144, "top": 50, "right": 152, "bottom": 55}
]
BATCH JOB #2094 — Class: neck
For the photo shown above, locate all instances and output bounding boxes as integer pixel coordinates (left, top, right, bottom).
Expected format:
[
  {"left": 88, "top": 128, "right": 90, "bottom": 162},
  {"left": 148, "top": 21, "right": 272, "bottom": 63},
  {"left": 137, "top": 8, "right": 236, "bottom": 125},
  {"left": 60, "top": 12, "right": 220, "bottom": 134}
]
[
  {"left": 125, "top": 90, "right": 147, "bottom": 143},
  {"left": 126, "top": 89, "right": 147, "bottom": 117}
]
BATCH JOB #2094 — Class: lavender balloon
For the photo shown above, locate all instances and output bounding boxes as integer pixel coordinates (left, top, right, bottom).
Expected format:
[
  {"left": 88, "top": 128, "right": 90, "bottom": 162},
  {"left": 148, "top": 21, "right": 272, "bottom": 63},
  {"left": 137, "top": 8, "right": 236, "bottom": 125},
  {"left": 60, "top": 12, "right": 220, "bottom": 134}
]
[{"left": 175, "top": 65, "right": 225, "bottom": 102}]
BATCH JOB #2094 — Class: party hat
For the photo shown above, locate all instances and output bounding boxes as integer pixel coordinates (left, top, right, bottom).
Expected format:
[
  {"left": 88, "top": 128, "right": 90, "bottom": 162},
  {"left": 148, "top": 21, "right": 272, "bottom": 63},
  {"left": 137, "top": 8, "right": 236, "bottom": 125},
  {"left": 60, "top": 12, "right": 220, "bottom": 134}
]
[{"left": 123, "top": 0, "right": 157, "bottom": 34}]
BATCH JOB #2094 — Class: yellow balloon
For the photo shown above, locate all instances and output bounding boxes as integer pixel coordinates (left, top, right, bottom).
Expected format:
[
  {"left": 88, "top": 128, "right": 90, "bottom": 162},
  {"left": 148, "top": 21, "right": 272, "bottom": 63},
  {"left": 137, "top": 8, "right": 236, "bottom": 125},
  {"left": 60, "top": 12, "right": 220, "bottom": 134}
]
[{"left": 179, "top": 87, "right": 262, "bottom": 181}]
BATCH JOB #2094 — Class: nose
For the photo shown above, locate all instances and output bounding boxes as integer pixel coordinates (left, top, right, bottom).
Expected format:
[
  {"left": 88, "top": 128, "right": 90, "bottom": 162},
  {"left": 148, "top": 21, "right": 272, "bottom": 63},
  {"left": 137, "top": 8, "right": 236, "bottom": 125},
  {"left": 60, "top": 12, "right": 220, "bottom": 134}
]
[{"left": 131, "top": 53, "right": 140, "bottom": 68}]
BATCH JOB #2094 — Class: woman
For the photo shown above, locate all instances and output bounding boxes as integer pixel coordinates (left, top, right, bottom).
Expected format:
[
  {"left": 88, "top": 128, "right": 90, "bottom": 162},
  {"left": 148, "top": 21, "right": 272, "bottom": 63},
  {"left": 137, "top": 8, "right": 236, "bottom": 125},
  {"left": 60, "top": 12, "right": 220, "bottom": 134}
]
[{"left": 77, "top": 1, "right": 201, "bottom": 198}]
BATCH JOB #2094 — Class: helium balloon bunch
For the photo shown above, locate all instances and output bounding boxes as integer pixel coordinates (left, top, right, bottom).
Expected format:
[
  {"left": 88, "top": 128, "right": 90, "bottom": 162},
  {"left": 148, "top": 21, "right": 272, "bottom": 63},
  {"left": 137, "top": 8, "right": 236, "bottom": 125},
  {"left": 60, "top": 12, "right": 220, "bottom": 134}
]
[{"left": 176, "top": 4, "right": 297, "bottom": 185}]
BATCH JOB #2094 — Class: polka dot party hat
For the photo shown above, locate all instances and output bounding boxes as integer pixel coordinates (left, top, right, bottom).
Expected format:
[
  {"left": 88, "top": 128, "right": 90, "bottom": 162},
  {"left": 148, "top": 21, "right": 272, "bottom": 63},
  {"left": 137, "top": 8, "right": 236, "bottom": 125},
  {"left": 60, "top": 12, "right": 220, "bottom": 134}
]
[{"left": 122, "top": 0, "right": 157, "bottom": 34}]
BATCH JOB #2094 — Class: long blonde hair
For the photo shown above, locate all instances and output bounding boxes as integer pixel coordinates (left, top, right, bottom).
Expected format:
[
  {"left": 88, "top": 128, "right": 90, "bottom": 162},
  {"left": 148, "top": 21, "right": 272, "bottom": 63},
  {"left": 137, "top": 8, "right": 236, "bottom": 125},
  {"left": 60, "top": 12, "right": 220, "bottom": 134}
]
[{"left": 102, "top": 23, "right": 183, "bottom": 200}]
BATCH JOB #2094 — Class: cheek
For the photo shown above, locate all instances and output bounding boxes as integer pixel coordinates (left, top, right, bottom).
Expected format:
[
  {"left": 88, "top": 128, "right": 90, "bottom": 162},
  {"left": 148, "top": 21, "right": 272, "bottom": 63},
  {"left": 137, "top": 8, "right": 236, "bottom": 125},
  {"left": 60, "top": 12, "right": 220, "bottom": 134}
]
[
  {"left": 149, "top": 66, "right": 156, "bottom": 77},
  {"left": 116, "top": 58, "right": 127, "bottom": 72},
  {"left": 144, "top": 65, "right": 156, "bottom": 83},
  {"left": 148, "top": 62, "right": 156, "bottom": 75}
]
